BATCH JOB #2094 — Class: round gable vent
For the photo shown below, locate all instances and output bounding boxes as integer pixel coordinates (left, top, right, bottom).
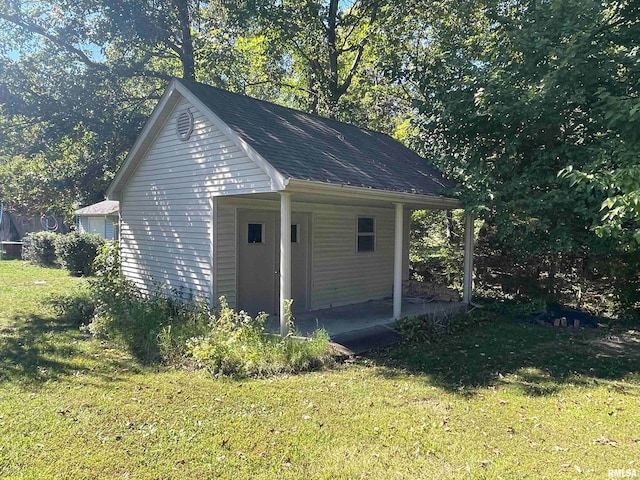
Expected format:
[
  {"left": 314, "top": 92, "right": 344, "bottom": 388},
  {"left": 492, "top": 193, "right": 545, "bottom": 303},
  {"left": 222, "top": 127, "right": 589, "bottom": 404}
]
[{"left": 176, "top": 108, "right": 194, "bottom": 141}]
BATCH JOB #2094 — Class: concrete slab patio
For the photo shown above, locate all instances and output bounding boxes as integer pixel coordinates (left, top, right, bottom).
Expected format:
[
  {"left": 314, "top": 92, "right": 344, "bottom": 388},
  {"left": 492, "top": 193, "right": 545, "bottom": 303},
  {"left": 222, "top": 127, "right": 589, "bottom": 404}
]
[{"left": 265, "top": 298, "right": 468, "bottom": 354}]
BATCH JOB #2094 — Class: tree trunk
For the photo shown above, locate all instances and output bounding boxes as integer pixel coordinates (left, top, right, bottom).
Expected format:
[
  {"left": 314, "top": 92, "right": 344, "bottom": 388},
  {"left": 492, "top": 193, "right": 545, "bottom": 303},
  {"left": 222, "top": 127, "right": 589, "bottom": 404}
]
[
  {"left": 445, "top": 210, "right": 456, "bottom": 245},
  {"left": 548, "top": 258, "right": 557, "bottom": 295},
  {"left": 326, "top": 0, "right": 340, "bottom": 117},
  {"left": 173, "top": 0, "right": 195, "bottom": 80}
]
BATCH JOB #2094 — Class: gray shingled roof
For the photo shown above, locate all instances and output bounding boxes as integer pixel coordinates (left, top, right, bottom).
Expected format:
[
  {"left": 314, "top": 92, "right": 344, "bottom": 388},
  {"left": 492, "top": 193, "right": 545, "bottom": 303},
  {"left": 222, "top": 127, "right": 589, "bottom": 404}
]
[
  {"left": 179, "top": 79, "right": 455, "bottom": 196},
  {"left": 75, "top": 200, "right": 119, "bottom": 216}
]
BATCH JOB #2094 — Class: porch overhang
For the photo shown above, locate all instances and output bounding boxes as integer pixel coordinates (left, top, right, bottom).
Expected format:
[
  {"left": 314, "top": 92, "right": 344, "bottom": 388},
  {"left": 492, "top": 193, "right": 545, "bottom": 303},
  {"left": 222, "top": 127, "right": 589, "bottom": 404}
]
[
  {"left": 282, "top": 178, "right": 463, "bottom": 210},
  {"left": 267, "top": 178, "right": 472, "bottom": 333}
]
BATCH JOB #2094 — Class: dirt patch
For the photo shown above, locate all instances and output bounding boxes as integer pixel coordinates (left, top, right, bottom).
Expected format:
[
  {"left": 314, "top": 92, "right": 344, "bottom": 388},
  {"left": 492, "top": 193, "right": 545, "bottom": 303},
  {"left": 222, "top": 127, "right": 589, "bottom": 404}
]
[{"left": 588, "top": 330, "right": 640, "bottom": 358}]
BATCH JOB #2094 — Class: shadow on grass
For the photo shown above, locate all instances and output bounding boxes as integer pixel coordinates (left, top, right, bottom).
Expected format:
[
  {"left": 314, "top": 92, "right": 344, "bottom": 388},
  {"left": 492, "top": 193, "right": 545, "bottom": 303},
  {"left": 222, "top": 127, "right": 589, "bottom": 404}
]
[
  {"left": 369, "top": 318, "right": 640, "bottom": 397},
  {"left": 0, "top": 313, "right": 142, "bottom": 386}
]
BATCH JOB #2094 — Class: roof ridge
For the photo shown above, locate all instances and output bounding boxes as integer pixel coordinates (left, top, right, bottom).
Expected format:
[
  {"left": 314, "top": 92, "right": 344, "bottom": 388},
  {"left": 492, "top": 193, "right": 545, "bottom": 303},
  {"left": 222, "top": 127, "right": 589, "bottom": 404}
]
[
  {"left": 176, "top": 77, "right": 396, "bottom": 141},
  {"left": 173, "top": 77, "right": 457, "bottom": 197}
]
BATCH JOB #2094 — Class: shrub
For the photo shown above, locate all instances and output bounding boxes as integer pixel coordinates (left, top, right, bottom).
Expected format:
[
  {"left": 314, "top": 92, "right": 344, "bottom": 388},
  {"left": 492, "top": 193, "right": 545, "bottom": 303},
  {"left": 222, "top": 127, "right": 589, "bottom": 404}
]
[
  {"left": 396, "top": 305, "right": 503, "bottom": 343},
  {"left": 54, "top": 232, "right": 104, "bottom": 276},
  {"left": 92, "top": 240, "right": 121, "bottom": 280},
  {"left": 85, "top": 243, "right": 334, "bottom": 372},
  {"left": 88, "top": 244, "right": 213, "bottom": 361},
  {"left": 396, "top": 314, "right": 444, "bottom": 343},
  {"left": 186, "top": 298, "right": 334, "bottom": 378},
  {"left": 22, "top": 231, "right": 58, "bottom": 267},
  {"left": 49, "top": 285, "right": 96, "bottom": 326},
  {"left": 88, "top": 279, "right": 166, "bottom": 361}
]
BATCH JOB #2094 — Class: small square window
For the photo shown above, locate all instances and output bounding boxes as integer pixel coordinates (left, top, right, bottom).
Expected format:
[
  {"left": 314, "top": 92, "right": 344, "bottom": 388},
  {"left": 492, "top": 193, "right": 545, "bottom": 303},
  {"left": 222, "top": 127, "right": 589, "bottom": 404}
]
[
  {"left": 248, "top": 223, "right": 263, "bottom": 244},
  {"left": 357, "top": 216, "right": 375, "bottom": 252},
  {"left": 291, "top": 224, "right": 298, "bottom": 243}
]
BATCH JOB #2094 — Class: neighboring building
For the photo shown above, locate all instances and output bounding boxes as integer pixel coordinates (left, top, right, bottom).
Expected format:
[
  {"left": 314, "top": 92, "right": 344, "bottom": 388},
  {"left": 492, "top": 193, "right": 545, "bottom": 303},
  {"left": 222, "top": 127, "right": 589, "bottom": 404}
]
[
  {"left": 0, "top": 206, "right": 68, "bottom": 242},
  {"left": 106, "top": 78, "right": 474, "bottom": 328},
  {"left": 75, "top": 200, "right": 119, "bottom": 240}
]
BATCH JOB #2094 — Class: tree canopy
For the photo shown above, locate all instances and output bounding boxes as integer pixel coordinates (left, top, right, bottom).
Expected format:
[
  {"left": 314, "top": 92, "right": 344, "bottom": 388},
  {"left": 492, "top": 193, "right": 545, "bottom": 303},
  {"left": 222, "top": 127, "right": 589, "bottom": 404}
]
[{"left": 0, "top": 0, "right": 638, "bottom": 309}]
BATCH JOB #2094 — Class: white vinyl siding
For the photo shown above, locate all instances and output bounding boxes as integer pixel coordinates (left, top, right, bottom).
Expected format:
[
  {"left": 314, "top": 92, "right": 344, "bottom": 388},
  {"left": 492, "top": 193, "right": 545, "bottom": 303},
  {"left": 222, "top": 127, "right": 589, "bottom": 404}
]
[
  {"left": 215, "top": 198, "right": 408, "bottom": 312},
  {"left": 119, "top": 97, "right": 271, "bottom": 298},
  {"left": 78, "top": 217, "right": 89, "bottom": 234},
  {"left": 88, "top": 217, "right": 105, "bottom": 237},
  {"left": 105, "top": 217, "right": 116, "bottom": 240},
  {"left": 214, "top": 200, "right": 237, "bottom": 306}
]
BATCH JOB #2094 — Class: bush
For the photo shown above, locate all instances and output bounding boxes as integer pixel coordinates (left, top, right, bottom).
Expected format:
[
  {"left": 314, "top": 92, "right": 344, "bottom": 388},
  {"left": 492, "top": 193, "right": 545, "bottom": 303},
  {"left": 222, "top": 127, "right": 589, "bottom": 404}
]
[
  {"left": 89, "top": 243, "right": 224, "bottom": 361},
  {"left": 396, "top": 304, "right": 505, "bottom": 343},
  {"left": 85, "top": 243, "right": 335, "bottom": 372},
  {"left": 186, "top": 297, "right": 334, "bottom": 378},
  {"left": 49, "top": 286, "right": 96, "bottom": 326},
  {"left": 22, "top": 231, "right": 58, "bottom": 267},
  {"left": 54, "top": 232, "right": 104, "bottom": 276}
]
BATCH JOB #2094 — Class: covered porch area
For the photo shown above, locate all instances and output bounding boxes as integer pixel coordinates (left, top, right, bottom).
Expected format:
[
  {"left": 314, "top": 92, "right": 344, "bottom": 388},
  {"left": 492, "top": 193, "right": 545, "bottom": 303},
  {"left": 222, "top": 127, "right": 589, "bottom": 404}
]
[{"left": 273, "top": 180, "right": 475, "bottom": 337}]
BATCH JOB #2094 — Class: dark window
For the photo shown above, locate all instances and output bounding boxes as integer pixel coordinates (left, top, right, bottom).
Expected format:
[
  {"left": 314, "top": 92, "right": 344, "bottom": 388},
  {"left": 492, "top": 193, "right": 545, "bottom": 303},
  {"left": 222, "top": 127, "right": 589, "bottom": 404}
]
[
  {"left": 291, "top": 224, "right": 298, "bottom": 243},
  {"left": 357, "top": 235, "right": 374, "bottom": 252},
  {"left": 357, "top": 216, "right": 375, "bottom": 252},
  {"left": 248, "top": 223, "right": 263, "bottom": 244},
  {"left": 358, "top": 217, "right": 374, "bottom": 233}
]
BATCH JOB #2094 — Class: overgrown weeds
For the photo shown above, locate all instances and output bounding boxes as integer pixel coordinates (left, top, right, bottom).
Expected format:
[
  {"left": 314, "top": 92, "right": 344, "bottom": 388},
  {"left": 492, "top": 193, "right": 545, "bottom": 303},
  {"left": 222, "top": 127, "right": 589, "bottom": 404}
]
[
  {"left": 186, "top": 297, "right": 333, "bottom": 378},
  {"left": 53, "top": 243, "right": 334, "bottom": 376},
  {"left": 49, "top": 284, "right": 95, "bottom": 326},
  {"left": 396, "top": 298, "right": 550, "bottom": 343}
]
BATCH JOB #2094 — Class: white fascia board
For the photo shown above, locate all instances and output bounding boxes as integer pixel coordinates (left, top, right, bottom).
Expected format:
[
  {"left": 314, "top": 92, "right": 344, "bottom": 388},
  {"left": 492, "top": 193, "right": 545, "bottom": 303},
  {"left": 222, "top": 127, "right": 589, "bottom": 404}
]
[
  {"left": 106, "top": 79, "right": 182, "bottom": 200},
  {"left": 283, "top": 178, "right": 464, "bottom": 209},
  {"left": 173, "top": 81, "right": 286, "bottom": 191}
]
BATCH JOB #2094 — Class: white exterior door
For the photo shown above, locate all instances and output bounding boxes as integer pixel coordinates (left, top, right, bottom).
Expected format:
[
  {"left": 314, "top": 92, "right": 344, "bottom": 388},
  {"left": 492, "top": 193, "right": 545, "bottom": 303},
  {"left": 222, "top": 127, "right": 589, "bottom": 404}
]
[{"left": 87, "top": 217, "right": 105, "bottom": 237}]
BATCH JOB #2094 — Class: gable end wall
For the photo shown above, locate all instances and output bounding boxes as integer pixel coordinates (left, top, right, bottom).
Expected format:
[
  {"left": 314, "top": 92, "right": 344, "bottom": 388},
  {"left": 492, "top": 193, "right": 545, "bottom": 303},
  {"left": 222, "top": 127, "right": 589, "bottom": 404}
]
[{"left": 119, "top": 97, "right": 272, "bottom": 298}]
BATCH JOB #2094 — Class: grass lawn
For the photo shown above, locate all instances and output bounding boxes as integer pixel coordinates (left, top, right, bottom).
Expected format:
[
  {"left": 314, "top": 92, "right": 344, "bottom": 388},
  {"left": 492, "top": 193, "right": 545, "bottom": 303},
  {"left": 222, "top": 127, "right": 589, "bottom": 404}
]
[{"left": 1, "top": 259, "right": 639, "bottom": 479}]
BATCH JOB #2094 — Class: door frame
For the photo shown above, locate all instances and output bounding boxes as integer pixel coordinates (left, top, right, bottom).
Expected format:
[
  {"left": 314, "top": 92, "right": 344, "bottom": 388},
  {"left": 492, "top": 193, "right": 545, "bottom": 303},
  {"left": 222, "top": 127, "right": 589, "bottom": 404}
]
[{"left": 289, "top": 212, "right": 312, "bottom": 312}]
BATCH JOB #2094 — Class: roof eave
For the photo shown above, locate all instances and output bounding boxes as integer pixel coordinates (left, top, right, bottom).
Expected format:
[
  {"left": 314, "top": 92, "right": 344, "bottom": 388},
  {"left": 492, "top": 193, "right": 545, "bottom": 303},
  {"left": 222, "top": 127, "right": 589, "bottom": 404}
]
[{"left": 283, "top": 178, "right": 463, "bottom": 209}]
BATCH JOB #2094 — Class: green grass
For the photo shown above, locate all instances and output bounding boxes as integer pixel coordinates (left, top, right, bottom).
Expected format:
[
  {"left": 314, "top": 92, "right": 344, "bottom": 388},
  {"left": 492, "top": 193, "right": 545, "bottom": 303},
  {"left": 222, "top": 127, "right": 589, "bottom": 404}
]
[{"left": 1, "top": 259, "right": 639, "bottom": 479}]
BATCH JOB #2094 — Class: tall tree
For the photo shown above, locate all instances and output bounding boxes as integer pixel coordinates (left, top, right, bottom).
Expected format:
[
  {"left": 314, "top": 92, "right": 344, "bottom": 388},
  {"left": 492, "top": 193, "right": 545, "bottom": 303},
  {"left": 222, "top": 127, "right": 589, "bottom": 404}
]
[
  {"left": 559, "top": 0, "right": 640, "bottom": 246},
  {"left": 0, "top": 0, "right": 207, "bottom": 215},
  {"left": 394, "top": 0, "right": 639, "bottom": 303},
  {"left": 220, "top": 0, "right": 392, "bottom": 119}
]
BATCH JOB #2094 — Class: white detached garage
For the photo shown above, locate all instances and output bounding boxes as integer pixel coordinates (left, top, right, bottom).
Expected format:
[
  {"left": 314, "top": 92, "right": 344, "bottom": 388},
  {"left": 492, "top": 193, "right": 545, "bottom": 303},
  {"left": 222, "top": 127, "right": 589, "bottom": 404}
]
[{"left": 107, "top": 78, "right": 474, "bottom": 335}]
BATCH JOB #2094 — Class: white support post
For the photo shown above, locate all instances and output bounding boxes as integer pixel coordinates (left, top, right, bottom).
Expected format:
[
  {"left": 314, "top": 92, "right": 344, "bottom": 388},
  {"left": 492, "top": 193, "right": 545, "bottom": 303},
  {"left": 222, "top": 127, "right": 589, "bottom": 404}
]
[
  {"left": 209, "top": 197, "right": 216, "bottom": 308},
  {"left": 463, "top": 213, "right": 474, "bottom": 305},
  {"left": 279, "top": 192, "right": 292, "bottom": 336},
  {"left": 393, "top": 202, "right": 404, "bottom": 319}
]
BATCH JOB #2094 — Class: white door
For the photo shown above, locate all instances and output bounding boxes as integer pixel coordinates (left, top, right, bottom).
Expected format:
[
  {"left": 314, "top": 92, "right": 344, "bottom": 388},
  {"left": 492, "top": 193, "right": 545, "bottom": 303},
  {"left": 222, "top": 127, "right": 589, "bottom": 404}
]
[{"left": 87, "top": 217, "right": 105, "bottom": 237}]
